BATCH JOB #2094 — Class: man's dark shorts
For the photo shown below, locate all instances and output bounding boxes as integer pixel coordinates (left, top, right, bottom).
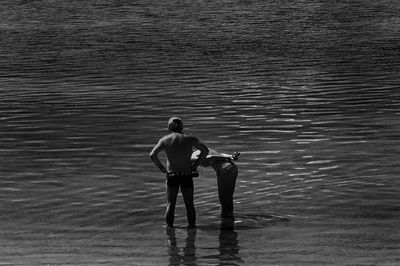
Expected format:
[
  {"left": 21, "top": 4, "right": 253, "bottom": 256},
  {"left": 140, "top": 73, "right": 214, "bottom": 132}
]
[{"left": 166, "top": 174, "right": 194, "bottom": 188}]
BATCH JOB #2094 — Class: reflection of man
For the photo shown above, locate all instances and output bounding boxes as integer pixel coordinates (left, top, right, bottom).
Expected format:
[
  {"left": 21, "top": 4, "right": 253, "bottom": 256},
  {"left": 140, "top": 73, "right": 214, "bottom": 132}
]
[
  {"left": 150, "top": 117, "right": 208, "bottom": 229},
  {"left": 166, "top": 228, "right": 197, "bottom": 265},
  {"left": 192, "top": 149, "right": 239, "bottom": 229}
]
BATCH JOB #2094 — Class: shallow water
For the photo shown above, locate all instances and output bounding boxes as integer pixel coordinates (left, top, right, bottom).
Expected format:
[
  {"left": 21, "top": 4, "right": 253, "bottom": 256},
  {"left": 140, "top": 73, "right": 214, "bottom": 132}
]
[{"left": 1, "top": 0, "right": 400, "bottom": 265}]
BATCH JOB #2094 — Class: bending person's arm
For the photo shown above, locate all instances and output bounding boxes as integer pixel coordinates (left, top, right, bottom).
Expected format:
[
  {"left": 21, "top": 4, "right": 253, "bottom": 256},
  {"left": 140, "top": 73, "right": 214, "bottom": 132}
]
[
  {"left": 192, "top": 139, "right": 209, "bottom": 170},
  {"left": 192, "top": 149, "right": 240, "bottom": 168},
  {"left": 208, "top": 154, "right": 231, "bottom": 161},
  {"left": 209, "top": 150, "right": 240, "bottom": 162}
]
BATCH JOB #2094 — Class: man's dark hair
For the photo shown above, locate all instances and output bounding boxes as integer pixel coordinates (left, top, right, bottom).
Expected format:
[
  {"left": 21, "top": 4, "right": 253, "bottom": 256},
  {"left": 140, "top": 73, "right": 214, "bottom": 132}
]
[{"left": 168, "top": 117, "right": 183, "bottom": 132}]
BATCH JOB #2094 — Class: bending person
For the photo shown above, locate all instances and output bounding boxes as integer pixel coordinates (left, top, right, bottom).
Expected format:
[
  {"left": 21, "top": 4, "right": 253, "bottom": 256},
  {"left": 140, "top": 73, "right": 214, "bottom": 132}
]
[{"left": 192, "top": 149, "right": 240, "bottom": 229}]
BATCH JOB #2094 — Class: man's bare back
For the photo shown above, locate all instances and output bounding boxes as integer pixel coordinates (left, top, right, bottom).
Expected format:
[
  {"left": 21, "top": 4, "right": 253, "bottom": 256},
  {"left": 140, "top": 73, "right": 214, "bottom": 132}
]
[
  {"left": 150, "top": 132, "right": 208, "bottom": 175},
  {"left": 162, "top": 132, "right": 199, "bottom": 173}
]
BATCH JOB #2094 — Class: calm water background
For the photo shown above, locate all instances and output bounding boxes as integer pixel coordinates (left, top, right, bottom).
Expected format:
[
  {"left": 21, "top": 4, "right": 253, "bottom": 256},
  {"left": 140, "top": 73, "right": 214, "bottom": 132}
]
[{"left": 1, "top": 0, "right": 400, "bottom": 265}]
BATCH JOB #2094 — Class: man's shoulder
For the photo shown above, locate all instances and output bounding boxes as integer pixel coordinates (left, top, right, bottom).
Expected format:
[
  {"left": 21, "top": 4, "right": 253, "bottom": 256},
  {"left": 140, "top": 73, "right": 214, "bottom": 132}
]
[
  {"left": 160, "top": 133, "right": 187, "bottom": 141},
  {"left": 160, "top": 133, "right": 174, "bottom": 141},
  {"left": 183, "top": 133, "right": 198, "bottom": 141},
  {"left": 155, "top": 134, "right": 169, "bottom": 144},
  {"left": 161, "top": 132, "right": 199, "bottom": 143}
]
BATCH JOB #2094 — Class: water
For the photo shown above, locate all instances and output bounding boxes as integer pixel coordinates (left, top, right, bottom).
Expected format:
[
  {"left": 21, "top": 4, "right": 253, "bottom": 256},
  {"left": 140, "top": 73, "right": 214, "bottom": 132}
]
[{"left": 1, "top": 0, "right": 400, "bottom": 265}]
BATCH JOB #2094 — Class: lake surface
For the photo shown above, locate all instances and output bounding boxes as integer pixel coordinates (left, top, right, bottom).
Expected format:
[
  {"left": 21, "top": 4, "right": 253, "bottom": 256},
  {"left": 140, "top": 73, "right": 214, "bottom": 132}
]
[{"left": 1, "top": 0, "right": 400, "bottom": 265}]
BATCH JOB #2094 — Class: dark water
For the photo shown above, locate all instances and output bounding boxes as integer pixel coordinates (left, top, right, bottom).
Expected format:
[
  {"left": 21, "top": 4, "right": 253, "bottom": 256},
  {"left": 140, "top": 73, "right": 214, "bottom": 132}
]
[{"left": 1, "top": 0, "right": 400, "bottom": 265}]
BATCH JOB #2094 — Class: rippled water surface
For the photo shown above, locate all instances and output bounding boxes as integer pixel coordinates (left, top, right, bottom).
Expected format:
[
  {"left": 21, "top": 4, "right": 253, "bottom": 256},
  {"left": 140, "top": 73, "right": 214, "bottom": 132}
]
[{"left": 1, "top": 0, "right": 400, "bottom": 265}]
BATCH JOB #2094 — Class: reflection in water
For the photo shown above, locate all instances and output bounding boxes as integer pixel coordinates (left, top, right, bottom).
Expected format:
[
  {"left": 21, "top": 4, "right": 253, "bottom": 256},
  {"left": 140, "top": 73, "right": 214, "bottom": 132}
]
[
  {"left": 166, "top": 228, "right": 197, "bottom": 266},
  {"left": 218, "top": 229, "right": 242, "bottom": 265},
  {"left": 200, "top": 228, "right": 242, "bottom": 265},
  {"left": 166, "top": 228, "right": 241, "bottom": 266}
]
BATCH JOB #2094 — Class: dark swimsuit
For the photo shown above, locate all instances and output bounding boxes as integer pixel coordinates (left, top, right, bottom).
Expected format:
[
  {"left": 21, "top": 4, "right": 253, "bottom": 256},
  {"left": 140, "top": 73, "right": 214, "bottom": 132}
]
[{"left": 166, "top": 173, "right": 194, "bottom": 188}]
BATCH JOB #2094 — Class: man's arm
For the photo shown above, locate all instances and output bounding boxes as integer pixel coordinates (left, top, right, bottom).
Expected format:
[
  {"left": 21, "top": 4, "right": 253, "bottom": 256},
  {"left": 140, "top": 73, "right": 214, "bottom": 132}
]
[
  {"left": 192, "top": 139, "right": 209, "bottom": 170},
  {"left": 149, "top": 139, "right": 168, "bottom": 173}
]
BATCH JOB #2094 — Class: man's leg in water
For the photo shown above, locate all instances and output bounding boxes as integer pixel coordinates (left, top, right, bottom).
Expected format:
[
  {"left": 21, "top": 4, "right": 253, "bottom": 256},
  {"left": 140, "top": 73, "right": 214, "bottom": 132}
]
[
  {"left": 166, "top": 185, "right": 179, "bottom": 227},
  {"left": 181, "top": 186, "right": 196, "bottom": 228}
]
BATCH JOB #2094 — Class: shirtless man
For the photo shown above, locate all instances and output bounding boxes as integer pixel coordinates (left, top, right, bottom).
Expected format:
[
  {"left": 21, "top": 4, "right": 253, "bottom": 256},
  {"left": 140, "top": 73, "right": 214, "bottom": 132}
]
[{"left": 150, "top": 117, "right": 209, "bottom": 229}]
